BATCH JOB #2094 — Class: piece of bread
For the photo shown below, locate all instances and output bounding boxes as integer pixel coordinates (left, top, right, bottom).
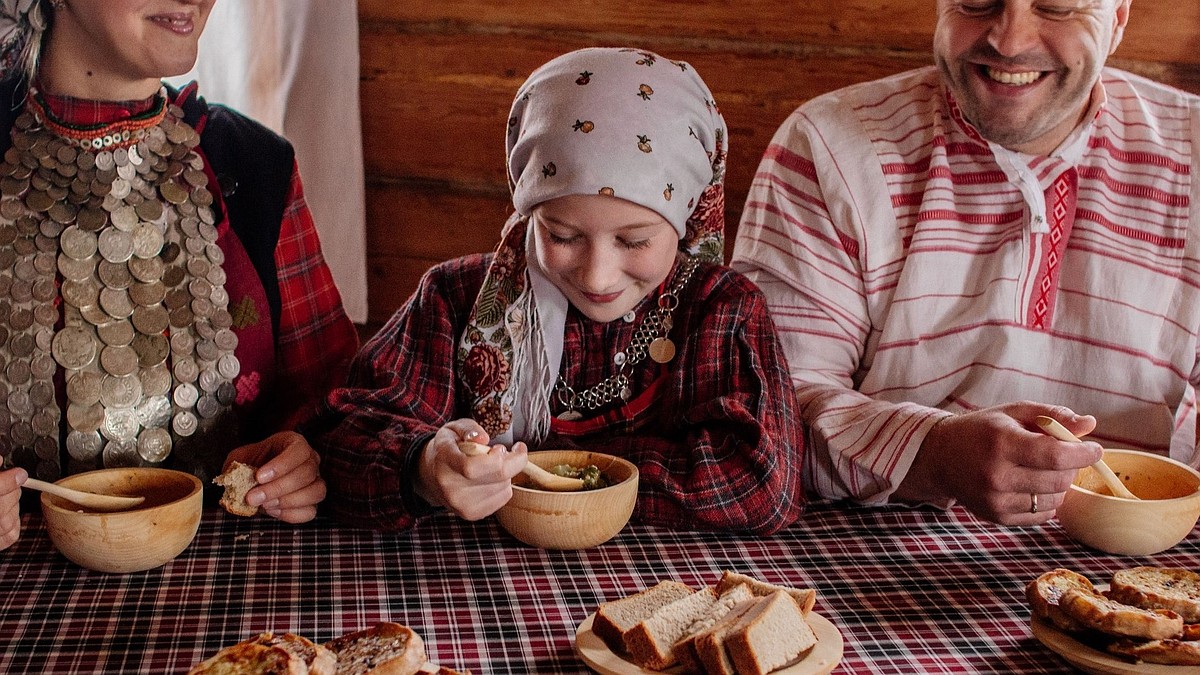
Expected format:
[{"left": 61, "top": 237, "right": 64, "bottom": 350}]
[
  {"left": 715, "top": 570, "right": 816, "bottom": 616},
  {"left": 1059, "top": 587, "right": 1184, "bottom": 640},
  {"left": 723, "top": 591, "right": 817, "bottom": 675},
  {"left": 674, "top": 583, "right": 755, "bottom": 674},
  {"left": 592, "top": 580, "right": 694, "bottom": 653},
  {"left": 623, "top": 587, "right": 718, "bottom": 670},
  {"left": 1107, "top": 637, "right": 1200, "bottom": 665},
  {"left": 693, "top": 599, "right": 760, "bottom": 675},
  {"left": 186, "top": 642, "right": 307, "bottom": 674},
  {"left": 323, "top": 622, "right": 427, "bottom": 675},
  {"left": 1108, "top": 567, "right": 1200, "bottom": 623},
  {"left": 214, "top": 461, "right": 260, "bottom": 517},
  {"left": 249, "top": 633, "right": 337, "bottom": 675},
  {"left": 1026, "top": 568, "right": 1094, "bottom": 632}
]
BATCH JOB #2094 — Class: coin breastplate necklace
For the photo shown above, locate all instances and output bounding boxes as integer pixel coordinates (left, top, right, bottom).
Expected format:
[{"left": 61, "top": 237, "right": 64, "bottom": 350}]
[
  {"left": 554, "top": 257, "right": 699, "bottom": 421},
  {"left": 0, "top": 88, "right": 240, "bottom": 479}
]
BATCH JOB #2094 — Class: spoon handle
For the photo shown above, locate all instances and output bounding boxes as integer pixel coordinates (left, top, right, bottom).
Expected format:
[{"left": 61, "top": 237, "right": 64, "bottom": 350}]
[
  {"left": 1034, "top": 416, "right": 1140, "bottom": 500},
  {"left": 24, "top": 477, "right": 146, "bottom": 510}
]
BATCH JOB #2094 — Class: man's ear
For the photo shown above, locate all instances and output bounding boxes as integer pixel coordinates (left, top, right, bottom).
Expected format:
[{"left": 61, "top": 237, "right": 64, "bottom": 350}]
[{"left": 1108, "top": 0, "right": 1133, "bottom": 56}]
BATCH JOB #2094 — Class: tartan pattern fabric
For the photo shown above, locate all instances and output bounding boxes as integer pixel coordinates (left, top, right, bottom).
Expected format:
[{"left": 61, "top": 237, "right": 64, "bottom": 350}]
[
  {"left": 311, "top": 253, "right": 804, "bottom": 535},
  {"left": 5, "top": 502, "right": 1198, "bottom": 674}
]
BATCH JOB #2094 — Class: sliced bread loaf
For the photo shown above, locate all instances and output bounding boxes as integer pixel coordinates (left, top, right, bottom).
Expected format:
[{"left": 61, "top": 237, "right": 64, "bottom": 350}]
[
  {"left": 716, "top": 570, "right": 816, "bottom": 615},
  {"left": 214, "top": 461, "right": 260, "bottom": 517},
  {"left": 592, "top": 580, "right": 694, "bottom": 653},
  {"left": 724, "top": 591, "right": 817, "bottom": 675},
  {"left": 674, "top": 583, "right": 755, "bottom": 674},
  {"left": 693, "top": 599, "right": 760, "bottom": 675},
  {"left": 1109, "top": 566, "right": 1200, "bottom": 623},
  {"left": 623, "top": 587, "right": 718, "bottom": 670}
]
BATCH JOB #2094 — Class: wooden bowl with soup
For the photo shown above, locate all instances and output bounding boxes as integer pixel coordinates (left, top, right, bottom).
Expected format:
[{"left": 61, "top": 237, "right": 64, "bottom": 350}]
[
  {"left": 496, "top": 450, "right": 638, "bottom": 550},
  {"left": 1057, "top": 449, "right": 1200, "bottom": 556},
  {"left": 40, "top": 467, "right": 204, "bottom": 573}
]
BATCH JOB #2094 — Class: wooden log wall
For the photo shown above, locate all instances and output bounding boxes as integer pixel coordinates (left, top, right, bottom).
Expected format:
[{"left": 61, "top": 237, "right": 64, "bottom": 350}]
[{"left": 357, "top": 0, "right": 1200, "bottom": 328}]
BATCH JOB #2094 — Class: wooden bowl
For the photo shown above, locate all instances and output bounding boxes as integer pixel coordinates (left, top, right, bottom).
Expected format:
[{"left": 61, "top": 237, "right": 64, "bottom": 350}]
[
  {"left": 495, "top": 450, "right": 638, "bottom": 550},
  {"left": 1057, "top": 449, "right": 1200, "bottom": 556},
  {"left": 40, "top": 467, "right": 203, "bottom": 573}
]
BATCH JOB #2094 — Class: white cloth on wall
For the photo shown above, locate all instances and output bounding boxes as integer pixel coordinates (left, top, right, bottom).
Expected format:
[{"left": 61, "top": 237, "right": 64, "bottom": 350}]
[{"left": 168, "top": 0, "right": 369, "bottom": 323}]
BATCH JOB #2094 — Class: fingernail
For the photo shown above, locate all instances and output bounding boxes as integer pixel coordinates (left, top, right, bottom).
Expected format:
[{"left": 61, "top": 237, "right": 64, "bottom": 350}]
[
  {"left": 465, "top": 430, "right": 478, "bottom": 440},
  {"left": 265, "top": 508, "right": 281, "bottom": 518},
  {"left": 246, "top": 490, "right": 266, "bottom": 507},
  {"left": 15, "top": 467, "right": 28, "bottom": 483},
  {"left": 257, "top": 468, "right": 275, "bottom": 483}
]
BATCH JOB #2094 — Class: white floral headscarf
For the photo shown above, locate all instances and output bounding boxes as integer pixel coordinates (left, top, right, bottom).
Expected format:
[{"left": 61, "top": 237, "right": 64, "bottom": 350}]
[
  {"left": 456, "top": 47, "right": 728, "bottom": 445},
  {"left": 0, "top": 0, "right": 39, "bottom": 81}
]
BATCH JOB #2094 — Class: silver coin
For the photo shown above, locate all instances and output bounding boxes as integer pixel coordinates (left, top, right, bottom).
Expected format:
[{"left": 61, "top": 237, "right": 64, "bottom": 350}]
[
  {"left": 109, "top": 177, "right": 131, "bottom": 200},
  {"left": 185, "top": 257, "right": 209, "bottom": 278},
  {"left": 169, "top": 328, "right": 194, "bottom": 354},
  {"left": 131, "top": 332, "right": 168, "bottom": 367},
  {"left": 188, "top": 277, "right": 212, "bottom": 300},
  {"left": 35, "top": 459, "right": 61, "bottom": 481},
  {"left": 12, "top": 257, "right": 35, "bottom": 282},
  {"left": 116, "top": 161, "right": 135, "bottom": 181},
  {"left": 7, "top": 389, "right": 30, "bottom": 417},
  {"left": 135, "top": 199, "right": 163, "bottom": 223},
  {"left": 99, "top": 344, "right": 138, "bottom": 377},
  {"left": 96, "top": 319, "right": 135, "bottom": 347},
  {"left": 65, "top": 370, "right": 103, "bottom": 405},
  {"left": 195, "top": 394, "right": 221, "bottom": 419},
  {"left": 195, "top": 338, "right": 219, "bottom": 362},
  {"left": 208, "top": 285, "right": 229, "bottom": 308},
  {"left": 9, "top": 278, "right": 31, "bottom": 303},
  {"left": 97, "top": 228, "right": 134, "bottom": 263},
  {"left": 99, "top": 372, "right": 142, "bottom": 408},
  {"left": 131, "top": 304, "right": 169, "bottom": 335},
  {"left": 102, "top": 439, "right": 139, "bottom": 467},
  {"left": 80, "top": 303, "right": 110, "bottom": 325},
  {"left": 97, "top": 258, "right": 133, "bottom": 289},
  {"left": 127, "top": 255, "right": 164, "bottom": 283},
  {"left": 101, "top": 407, "right": 140, "bottom": 442},
  {"left": 137, "top": 426, "right": 172, "bottom": 463},
  {"left": 193, "top": 319, "right": 215, "bottom": 340},
  {"left": 66, "top": 429, "right": 103, "bottom": 461},
  {"left": 94, "top": 150, "right": 115, "bottom": 172},
  {"left": 99, "top": 286, "right": 135, "bottom": 320},
  {"left": 172, "top": 381, "right": 199, "bottom": 408},
  {"left": 128, "top": 280, "right": 165, "bottom": 307},
  {"left": 9, "top": 332, "right": 33, "bottom": 357},
  {"left": 76, "top": 206, "right": 107, "bottom": 231},
  {"left": 56, "top": 251, "right": 94, "bottom": 279},
  {"left": 60, "top": 278, "right": 99, "bottom": 309},
  {"left": 109, "top": 205, "right": 137, "bottom": 230},
  {"left": 31, "top": 277, "right": 56, "bottom": 304},
  {"left": 59, "top": 225, "right": 98, "bottom": 260},
  {"left": 216, "top": 353, "right": 240, "bottom": 380},
  {"left": 31, "top": 410, "right": 57, "bottom": 437},
  {"left": 139, "top": 363, "right": 172, "bottom": 397},
  {"left": 29, "top": 354, "right": 54, "bottom": 380},
  {"left": 66, "top": 401, "right": 104, "bottom": 432},
  {"left": 5, "top": 359, "right": 29, "bottom": 385},
  {"left": 171, "top": 410, "right": 197, "bottom": 436},
  {"left": 191, "top": 296, "right": 213, "bottom": 320},
  {"left": 32, "top": 299, "right": 57, "bottom": 326},
  {"left": 213, "top": 328, "right": 238, "bottom": 352},
  {"left": 179, "top": 217, "right": 200, "bottom": 238},
  {"left": 33, "top": 251, "right": 55, "bottom": 276},
  {"left": 28, "top": 380, "right": 53, "bottom": 407},
  {"left": 135, "top": 395, "right": 171, "bottom": 427},
  {"left": 51, "top": 325, "right": 97, "bottom": 369},
  {"left": 10, "top": 420, "right": 34, "bottom": 446},
  {"left": 130, "top": 221, "right": 163, "bottom": 258},
  {"left": 9, "top": 306, "right": 32, "bottom": 331}
]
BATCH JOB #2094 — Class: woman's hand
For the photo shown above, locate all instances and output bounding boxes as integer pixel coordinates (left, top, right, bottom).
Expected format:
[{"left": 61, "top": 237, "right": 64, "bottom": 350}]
[
  {"left": 416, "top": 419, "right": 527, "bottom": 521},
  {"left": 0, "top": 467, "right": 27, "bottom": 550},
  {"left": 225, "top": 431, "right": 326, "bottom": 523}
]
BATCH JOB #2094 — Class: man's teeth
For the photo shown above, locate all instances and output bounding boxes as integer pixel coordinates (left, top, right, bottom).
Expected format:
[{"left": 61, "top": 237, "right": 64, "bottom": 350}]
[{"left": 986, "top": 67, "right": 1041, "bottom": 85}]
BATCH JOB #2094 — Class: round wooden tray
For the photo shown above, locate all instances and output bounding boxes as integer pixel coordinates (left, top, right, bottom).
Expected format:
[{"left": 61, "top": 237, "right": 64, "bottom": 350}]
[{"left": 1031, "top": 614, "right": 1191, "bottom": 675}]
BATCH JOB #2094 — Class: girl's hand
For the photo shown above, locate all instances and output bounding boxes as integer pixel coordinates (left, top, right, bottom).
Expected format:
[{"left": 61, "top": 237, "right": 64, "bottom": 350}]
[{"left": 417, "top": 419, "right": 527, "bottom": 520}]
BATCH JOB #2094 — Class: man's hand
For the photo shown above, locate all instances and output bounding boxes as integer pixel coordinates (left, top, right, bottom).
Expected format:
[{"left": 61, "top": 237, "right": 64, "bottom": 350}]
[
  {"left": 225, "top": 431, "right": 326, "bottom": 523},
  {"left": 0, "top": 467, "right": 27, "bottom": 550}
]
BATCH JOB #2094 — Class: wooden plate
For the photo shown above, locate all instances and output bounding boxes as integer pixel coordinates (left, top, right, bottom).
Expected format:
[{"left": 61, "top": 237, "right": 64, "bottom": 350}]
[
  {"left": 573, "top": 610, "right": 844, "bottom": 674},
  {"left": 1031, "top": 614, "right": 1192, "bottom": 675}
]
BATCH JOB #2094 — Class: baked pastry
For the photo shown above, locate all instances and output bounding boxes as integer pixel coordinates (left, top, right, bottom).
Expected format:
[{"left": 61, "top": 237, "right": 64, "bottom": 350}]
[
  {"left": 248, "top": 633, "right": 336, "bottom": 675},
  {"left": 623, "top": 587, "right": 718, "bottom": 670},
  {"left": 186, "top": 641, "right": 307, "bottom": 674},
  {"left": 1108, "top": 566, "right": 1200, "bottom": 623},
  {"left": 214, "top": 461, "right": 260, "bottom": 517},
  {"left": 1026, "top": 568, "right": 1094, "bottom": 632},
  {"left": 1059, "top": 586, "right": 1184, "bottom": 640},
  {"left": 592, "top": 580, "right": 694, "bottom": 653},
  {"left": 1107, "top": 637, "right": 1200, "bottom": 665},
  {"left": 323, "top": 622, "right": 427, "bottom": 675}
]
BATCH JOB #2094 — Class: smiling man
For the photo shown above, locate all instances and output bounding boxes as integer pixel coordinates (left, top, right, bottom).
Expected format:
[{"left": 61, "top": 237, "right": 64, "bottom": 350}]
[{"left": 731, "top": 0, "right": 1200, "bottom": 526}]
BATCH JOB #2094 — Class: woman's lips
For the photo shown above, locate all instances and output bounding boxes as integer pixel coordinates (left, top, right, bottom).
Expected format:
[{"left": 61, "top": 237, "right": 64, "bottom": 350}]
[
  {"left": 582, "top": 290, "right": 622, "bottom": 304},
  {"left": 148, "top": 14, "right": 196, "bottom": 35}
]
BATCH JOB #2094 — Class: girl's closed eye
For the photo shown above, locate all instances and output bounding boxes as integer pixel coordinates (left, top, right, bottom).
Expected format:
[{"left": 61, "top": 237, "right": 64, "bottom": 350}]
[
  {"left": 548, "top": 231, "right": 580, "bottom": 245},
  {"left": 619, "top": 237, "right": 653, "bottom": 250}
]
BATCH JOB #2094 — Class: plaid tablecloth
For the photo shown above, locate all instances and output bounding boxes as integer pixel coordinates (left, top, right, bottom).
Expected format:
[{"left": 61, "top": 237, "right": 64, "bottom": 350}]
[{"left": 3, "top": 500, "right": 1199, "bottom": 674}]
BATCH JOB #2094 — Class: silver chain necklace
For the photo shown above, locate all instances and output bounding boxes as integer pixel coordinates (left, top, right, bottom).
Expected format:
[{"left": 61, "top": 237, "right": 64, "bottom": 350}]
[{"left": 555, "top": 257, "right": 699, "bottom": 420}]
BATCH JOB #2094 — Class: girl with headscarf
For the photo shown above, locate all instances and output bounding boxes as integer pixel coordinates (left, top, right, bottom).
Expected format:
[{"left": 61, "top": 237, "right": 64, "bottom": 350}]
[
  {"left": 313, "top": 48, "right": 804, "bottom": 535},
  {"left": 0, "top": 0, "right": 359, "bottom": 551}
]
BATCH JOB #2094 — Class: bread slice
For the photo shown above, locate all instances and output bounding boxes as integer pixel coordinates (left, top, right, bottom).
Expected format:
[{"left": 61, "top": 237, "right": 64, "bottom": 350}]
[
  {"left": 723, "top": 591, "right": 817, "bottom": 675},
  {"left": 1026, "top": 568, "right": 1094, "bottom": 632},
  {"left": 674, "top": 583, "right": 755, "bottom": 673},
  {"left": 592, "top": 580, "right": 694, "bottom": 653},
  {"left": 323, "top": 622, "right": 427, "bottom": 675},
  {"left": 1059, "top": 587, "right": 1184, "bottom": 640},
  {"left": 214, "top": 461, "right": 260, "bottom": 517},
  {"left": 623, "top": 587, "right": 718, "bottom": 670},
  {"left": 1109, "top": 567, "right": 1200, "bottom": 623},
  {"left": 1107, "top": 637, "right": 1200, "bottom": 665},
  {"left": 693, "top": 599, "right": 760, "bottom": 675},
  {"left": 250, "top": 632, "right": 337, "bottom": 675},
  {"left": 716, "top": 571, "right": 816, "bottom": 615},
  {"left": 186, "top": 641, "right": 307, "bottom": 674}
]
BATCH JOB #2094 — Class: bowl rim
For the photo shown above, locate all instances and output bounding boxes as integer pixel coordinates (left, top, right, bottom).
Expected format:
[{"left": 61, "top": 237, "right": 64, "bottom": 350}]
[
  {"left": 40, "top": 467, "right": 203, "bottom": 516},
  {"left": 510, "top": 450, "right": 639, "bottom": 495},
  {"left": 1068, "top": 448, "right": 1200, "bottom": 503}
]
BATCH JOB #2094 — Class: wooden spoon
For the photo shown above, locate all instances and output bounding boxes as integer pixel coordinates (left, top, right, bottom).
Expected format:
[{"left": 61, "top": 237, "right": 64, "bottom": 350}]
[
  {"left": 457, "top": 440, "right": 586, "bottom": 492},
  {"left": 1034, "top": 416, "right": 1140, "bottom": 500},
  {"left": 24, "top": 477, "right": 146, "bottom": 512}
]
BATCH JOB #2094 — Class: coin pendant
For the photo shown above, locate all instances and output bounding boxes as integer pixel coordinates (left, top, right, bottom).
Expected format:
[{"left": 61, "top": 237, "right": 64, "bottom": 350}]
[
  {"left": 648, "top": 337, "right": 676, "bottom": 364},
  {"left": 557, "top": 410, "right": 583, "bottom": 421}
]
